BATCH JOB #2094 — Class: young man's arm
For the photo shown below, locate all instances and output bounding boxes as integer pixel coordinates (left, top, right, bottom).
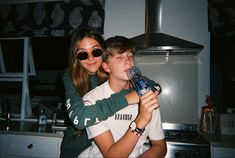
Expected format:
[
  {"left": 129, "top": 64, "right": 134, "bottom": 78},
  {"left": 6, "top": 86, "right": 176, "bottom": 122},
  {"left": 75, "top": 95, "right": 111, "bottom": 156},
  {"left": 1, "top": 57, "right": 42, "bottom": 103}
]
[
  {"left": 94, "top": 128, "right": 140, "bottom": 157},
  {"left": 92, "top": 91, "right": 159, "bottom": 157},
  {"left": 138, "top": 103, "right": 167, "bottom": 158},
  {"left": 138, "top": 139, "right": 167, "bottom": 158}
]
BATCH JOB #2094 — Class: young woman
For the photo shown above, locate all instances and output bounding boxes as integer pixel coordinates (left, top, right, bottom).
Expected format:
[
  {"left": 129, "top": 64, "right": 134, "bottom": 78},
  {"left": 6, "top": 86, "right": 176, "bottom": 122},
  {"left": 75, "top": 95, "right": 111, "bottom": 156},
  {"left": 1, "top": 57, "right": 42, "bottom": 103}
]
[{"left": 60, "top": 27, "right": 162, "bottom": 158}]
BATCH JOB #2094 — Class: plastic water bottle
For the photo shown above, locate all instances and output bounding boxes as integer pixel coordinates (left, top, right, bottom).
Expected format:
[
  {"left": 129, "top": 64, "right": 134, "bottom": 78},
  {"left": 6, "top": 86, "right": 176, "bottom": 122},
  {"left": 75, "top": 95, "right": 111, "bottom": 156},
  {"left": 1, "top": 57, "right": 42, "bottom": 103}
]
[
  {"left": 38, "top": 109, "right": 47, "bottom": 126},
  {"left": 51, "top": 111, "right": 57, "bottom": 126},
  {"left": 127, "top": 66, "right": 152, "bottom": 96}
]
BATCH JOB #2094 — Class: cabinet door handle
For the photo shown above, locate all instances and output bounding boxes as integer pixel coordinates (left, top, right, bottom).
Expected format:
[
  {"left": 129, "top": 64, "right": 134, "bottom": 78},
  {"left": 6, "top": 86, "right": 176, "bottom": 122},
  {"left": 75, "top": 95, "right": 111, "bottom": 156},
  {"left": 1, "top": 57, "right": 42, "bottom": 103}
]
[{"left": 27, "top": 144, "right": 33, "bottom": 149}]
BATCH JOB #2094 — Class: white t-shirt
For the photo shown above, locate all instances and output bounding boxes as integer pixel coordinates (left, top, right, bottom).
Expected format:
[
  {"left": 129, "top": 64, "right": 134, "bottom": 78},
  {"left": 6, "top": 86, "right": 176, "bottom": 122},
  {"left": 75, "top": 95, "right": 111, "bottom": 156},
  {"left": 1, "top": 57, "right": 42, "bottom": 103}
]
[{"left": 83, "top": 81, "right": 165, "bottom": 157}]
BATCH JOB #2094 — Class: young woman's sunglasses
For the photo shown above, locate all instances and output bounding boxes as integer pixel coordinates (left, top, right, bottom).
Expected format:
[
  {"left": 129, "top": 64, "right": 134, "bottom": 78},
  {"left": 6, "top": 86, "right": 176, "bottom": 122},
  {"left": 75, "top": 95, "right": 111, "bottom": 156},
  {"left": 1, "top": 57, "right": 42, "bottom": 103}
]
[{"left": 75, "top": 49, "right": 103, "bottom": 61}]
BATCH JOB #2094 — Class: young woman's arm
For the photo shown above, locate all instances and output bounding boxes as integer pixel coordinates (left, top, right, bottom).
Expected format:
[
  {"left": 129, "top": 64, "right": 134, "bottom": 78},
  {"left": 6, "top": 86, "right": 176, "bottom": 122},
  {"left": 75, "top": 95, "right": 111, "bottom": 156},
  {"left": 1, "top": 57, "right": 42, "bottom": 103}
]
[{"left": 63, "top": 71, "right": 139, "bottom": 129}]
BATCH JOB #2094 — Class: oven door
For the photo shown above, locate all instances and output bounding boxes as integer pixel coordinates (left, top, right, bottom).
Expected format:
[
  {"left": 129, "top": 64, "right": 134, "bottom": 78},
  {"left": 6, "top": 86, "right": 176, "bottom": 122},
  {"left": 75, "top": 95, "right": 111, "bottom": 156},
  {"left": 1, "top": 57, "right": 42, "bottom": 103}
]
[{"left": 166, "top": 142, "right": 211, "bottom": 158}]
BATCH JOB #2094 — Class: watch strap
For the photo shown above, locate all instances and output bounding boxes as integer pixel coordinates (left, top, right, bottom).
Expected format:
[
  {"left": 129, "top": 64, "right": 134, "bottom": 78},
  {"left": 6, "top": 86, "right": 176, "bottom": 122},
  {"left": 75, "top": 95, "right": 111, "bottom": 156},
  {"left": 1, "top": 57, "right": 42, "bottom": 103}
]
[{"left": 129, "top": 121, "right": 145, "bottom": 136}]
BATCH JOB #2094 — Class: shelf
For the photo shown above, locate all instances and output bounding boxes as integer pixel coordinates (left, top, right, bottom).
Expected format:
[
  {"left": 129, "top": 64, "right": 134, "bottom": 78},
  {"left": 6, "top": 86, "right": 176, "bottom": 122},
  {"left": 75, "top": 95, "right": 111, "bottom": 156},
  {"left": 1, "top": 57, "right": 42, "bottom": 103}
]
[{"left": 0, "top": 37, "right": 36, "bottom": 119}]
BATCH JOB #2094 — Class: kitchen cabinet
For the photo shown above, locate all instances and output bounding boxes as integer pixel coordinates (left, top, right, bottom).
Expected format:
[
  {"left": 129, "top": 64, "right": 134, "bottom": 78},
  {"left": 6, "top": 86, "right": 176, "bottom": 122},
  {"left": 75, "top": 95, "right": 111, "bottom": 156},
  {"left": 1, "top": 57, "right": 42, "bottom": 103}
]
[
  {"left": 0, "top": 121, "right": 65, "bottom": 158},
  {"left": 206, "top": 134, "right": 235, "bottom": 158},
  {"left": 0, "top": 133, "right": 62, "bottom": 158},
  {"left": 211, "top": 146, "right": 235, "bottom": 158},
  {"left": 0, "top": 37, "right": 36, "bottom": 119}
]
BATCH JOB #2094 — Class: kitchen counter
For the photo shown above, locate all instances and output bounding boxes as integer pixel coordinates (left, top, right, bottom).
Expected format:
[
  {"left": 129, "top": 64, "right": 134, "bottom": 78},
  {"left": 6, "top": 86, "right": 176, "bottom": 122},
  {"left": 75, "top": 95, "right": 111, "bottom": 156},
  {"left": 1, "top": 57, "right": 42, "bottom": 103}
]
[
  {"left": 0, "top": 120, "right": 65, "bottom": 138},
  {"left": 201, "top": 133, "right": 235, "bottom": 158},
  {"left": 202, "top": 133, "right": 235, "bottom": 148},
  {"left": 0, "top": 120, "right": 65, "bottom": 157}
]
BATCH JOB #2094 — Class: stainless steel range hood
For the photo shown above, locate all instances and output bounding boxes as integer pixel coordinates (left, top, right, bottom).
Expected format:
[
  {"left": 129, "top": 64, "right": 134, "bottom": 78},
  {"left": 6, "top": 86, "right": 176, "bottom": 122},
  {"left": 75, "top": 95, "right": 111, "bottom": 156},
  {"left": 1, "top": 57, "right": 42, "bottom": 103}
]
[{"left": 131, "top": 0, "right": 204, "bottom": 55}]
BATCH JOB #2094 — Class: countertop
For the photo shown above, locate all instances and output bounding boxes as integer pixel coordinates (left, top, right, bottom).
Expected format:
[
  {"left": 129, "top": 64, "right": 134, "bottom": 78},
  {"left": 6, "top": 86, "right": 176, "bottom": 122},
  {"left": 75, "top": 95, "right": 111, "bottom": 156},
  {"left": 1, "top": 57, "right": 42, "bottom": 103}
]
[
  {"left": 1, "top": 120, "right": 234, "bottom": 148},
  {"left": 202, "top": 133, "right": 235, "bottom": 148},
  {"left": 0, "top": 120, "right": 66, "bottom": 138}
]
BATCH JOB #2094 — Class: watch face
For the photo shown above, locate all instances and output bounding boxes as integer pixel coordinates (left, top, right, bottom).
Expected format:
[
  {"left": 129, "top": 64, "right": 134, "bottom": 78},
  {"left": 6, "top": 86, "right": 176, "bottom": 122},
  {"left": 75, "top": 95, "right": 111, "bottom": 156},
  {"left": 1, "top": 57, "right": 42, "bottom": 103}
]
[{"left": 130, "top": 121, "right": 136, "bottom": 130}]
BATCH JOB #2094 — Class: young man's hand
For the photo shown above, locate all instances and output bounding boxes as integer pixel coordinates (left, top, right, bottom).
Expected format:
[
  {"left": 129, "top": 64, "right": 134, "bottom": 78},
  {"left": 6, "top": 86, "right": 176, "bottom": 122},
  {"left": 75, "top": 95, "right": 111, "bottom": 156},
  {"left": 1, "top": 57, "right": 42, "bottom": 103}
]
[{"left": 135, "top": 91, "right": 159, "bottom": 129}]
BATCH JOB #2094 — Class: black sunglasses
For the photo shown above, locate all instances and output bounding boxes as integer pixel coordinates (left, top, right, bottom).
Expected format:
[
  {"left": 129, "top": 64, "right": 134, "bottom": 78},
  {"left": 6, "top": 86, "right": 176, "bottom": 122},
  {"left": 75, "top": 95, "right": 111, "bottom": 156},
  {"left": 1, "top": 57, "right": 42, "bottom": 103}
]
[{"left": 75, "top": 49, "right": 103, "bottom": 61}]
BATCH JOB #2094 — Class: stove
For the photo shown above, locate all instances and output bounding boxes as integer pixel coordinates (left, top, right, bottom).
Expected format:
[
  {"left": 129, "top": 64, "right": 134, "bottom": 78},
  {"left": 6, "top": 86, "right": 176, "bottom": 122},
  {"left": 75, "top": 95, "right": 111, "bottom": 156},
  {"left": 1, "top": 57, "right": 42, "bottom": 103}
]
[
  {"left": 162, "top": 123, "right": 210, "bottom": 158},
  {"left": 164, "top": 130, "right": 208, "bottom": 145}
]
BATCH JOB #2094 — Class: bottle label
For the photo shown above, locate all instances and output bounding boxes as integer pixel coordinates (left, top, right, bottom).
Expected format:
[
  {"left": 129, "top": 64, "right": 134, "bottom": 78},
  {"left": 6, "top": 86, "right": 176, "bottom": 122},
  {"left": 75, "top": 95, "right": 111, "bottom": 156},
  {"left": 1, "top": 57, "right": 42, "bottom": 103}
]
[
  {"left": 128, "top": 66, "right": 151, "bottom": 96},
  {"left": 134, "top": 79, "right": 151, "bottom": 96}
]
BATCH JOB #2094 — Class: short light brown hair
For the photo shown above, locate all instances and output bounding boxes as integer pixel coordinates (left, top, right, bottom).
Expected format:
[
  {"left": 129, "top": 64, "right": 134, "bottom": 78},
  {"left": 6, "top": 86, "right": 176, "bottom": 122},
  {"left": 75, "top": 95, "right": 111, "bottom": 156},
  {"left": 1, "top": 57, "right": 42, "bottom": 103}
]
[{"left": 103, "top": 36, "right": 136, "bottom": 62}]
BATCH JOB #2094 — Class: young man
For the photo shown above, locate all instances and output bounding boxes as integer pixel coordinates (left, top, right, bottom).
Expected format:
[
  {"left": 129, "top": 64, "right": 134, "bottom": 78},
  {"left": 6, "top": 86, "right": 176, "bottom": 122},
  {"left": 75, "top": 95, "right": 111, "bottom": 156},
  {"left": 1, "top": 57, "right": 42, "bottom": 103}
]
[{"left": 81, "top": 36, "right": 167, "bottom": 158}]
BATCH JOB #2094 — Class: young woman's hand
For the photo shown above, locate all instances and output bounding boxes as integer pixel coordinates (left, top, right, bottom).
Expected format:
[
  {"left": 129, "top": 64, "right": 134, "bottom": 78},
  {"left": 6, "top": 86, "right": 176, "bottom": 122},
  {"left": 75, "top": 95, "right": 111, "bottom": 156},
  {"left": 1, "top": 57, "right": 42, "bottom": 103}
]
[
  {"left": 126, "top": 89, "right": 160, "bottom": 106},
  {"left": 125, "top": 90, "right": 139, "bottom": 105}
]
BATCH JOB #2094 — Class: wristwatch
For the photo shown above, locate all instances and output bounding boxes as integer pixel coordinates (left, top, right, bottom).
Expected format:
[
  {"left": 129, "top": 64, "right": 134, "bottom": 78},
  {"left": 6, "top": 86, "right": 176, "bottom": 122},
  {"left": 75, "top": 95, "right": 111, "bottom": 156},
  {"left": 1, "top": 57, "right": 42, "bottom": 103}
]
[{"left": 129, "top": 121, "right": 145, "bottom": 136}]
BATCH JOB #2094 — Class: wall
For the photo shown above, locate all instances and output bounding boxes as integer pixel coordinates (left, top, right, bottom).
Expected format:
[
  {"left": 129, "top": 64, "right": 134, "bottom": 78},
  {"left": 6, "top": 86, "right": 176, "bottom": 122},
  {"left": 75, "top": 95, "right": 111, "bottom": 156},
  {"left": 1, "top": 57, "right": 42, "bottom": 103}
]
[
  {"left": 104, "top": 0, "right": 210, "bottom": 123},
  {"left": 104, "top": 0, "right": 145, "bottom": 39},
  {"left": 136, "top": 55, "right": 199, "bottom": 124}
]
